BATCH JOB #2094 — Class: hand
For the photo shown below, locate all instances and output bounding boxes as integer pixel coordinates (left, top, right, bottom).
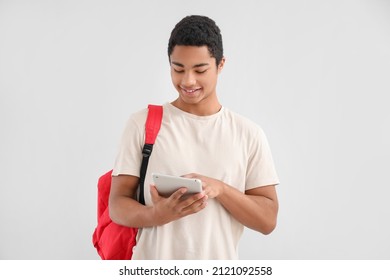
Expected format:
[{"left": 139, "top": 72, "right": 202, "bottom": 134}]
[
  {"left": 149, "top": 184, "right": 208, "bottom": 226},
  {"left": 182, "top": 173, "right": 226, "bottom": 199}
]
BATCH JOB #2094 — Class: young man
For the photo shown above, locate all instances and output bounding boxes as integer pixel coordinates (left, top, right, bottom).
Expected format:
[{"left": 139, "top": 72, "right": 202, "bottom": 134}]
[{"left": 109, "top": 15, "right": 279, "bottom": 259}]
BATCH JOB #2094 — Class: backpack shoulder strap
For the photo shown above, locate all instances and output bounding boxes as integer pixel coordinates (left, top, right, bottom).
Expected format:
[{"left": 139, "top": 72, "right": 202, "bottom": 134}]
[
  {"left": 145, "top": 104, "right": 163, "bottom": 144},
  {"left": 139, "top": 104, "right": 163, "bottom": 205}
]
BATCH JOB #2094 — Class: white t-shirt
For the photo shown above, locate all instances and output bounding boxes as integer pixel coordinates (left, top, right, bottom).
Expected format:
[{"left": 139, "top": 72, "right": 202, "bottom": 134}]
[{"left": 112, "top": 102, "right": 279, "bottom": 259}]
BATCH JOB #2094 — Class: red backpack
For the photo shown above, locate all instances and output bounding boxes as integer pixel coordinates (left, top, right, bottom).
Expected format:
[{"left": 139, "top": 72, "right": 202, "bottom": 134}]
[{"left": 92, "top": 105, "right": 163, "bottom": 260}]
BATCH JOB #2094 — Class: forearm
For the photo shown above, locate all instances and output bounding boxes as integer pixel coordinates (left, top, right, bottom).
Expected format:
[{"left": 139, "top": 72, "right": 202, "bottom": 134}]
[
  {"left": 109, "top": 185, "right": 208, "bottom": 228},
  {"left": 216, "top": 184, "right": 278, "bottom": 234},
  {"left": 109, "top": 196, "right": 156, "bottom": 228}
]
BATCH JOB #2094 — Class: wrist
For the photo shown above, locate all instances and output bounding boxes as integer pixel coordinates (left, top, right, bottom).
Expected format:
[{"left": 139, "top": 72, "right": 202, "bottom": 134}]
[
  {"left": 149, "top": 205, "right": 170, "bottom": 226},
  {"left": 144, "top": 205, "right": 160, "bottom": 227},
  {"left": 217, "top": 181, "right": 228, "bottom": 198}
]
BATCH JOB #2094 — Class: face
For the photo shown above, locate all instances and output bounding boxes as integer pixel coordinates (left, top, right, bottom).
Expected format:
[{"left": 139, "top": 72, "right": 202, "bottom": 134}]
[{"left": 170, "top": 45, "right": 225, "bottom": 114}]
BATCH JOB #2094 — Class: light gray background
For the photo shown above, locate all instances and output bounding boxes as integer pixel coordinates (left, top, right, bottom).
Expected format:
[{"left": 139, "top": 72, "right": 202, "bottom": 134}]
[{"left": 1, "top": 0, "right": 389, "bottom": 259}]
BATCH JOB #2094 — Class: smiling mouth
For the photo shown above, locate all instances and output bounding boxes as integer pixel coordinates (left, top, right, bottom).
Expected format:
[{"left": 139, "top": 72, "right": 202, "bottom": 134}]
[{"left": 180, "top": 87, "right": 201, "bottom": 94}]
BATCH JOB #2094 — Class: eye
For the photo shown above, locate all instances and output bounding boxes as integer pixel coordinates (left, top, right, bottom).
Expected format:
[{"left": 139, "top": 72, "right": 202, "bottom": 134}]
[
  {"left": 173, "top": 68, "right": 184, "bottom": 73},
  {"left": 196, "top": 69, "right": 208, "bottom": 74}
]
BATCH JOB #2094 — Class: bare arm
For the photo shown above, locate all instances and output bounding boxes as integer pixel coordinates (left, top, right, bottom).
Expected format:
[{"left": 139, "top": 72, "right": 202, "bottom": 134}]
[
  {"left": 218, "top": 184, "right": 278, "bottom": 234},
  {"left": 108, "top": 175, "right": 208, "bottom": 228},
  {"left": 184, "top": 174, "right": 279, "bottom": 234}
]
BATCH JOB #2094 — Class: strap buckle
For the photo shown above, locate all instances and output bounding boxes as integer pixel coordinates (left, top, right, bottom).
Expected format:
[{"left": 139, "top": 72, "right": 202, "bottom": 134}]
[{"left": 142, "top": 144, "right": 154, "bottom": 157}]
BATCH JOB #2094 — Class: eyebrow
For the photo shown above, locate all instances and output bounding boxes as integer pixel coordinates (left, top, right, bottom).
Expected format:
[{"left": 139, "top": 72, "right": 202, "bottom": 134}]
[{"left": 171, "top": 62, "right": 209, "bottom": 68}]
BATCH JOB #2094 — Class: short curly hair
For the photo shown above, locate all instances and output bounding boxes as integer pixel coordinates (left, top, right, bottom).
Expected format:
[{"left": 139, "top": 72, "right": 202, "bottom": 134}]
[{"left": 168, "top": 15, "right": 224, "bottom": 66}]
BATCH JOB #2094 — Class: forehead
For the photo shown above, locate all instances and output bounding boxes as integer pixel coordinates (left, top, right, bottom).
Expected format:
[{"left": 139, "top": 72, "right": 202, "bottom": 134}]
[{"left": 170, "top": 45, "right": 215, "bottom": 66}]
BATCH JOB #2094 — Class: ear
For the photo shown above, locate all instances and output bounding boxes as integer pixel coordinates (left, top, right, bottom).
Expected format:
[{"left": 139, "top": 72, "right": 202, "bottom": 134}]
[{"left": 218, "top": 57, "right": 226, "bottom": 73}]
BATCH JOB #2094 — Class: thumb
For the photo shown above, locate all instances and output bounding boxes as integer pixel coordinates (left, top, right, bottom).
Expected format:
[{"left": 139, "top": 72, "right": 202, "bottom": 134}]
[{"left": 149, "top": 184, "right": 160, "bottom": 201}]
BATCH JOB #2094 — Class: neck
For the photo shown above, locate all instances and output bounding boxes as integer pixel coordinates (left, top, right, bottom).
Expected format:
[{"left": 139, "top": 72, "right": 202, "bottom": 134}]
[{"left": 171, "top": 96, "right": 222, "bottom": 116}]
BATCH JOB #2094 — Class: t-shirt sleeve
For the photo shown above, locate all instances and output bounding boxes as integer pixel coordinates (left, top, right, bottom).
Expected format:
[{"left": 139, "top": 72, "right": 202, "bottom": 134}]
[
  {"left": 245, "top": 127, "right": 280, "bottom": 190},
  {"left": 112, "top": 116, "right": 144, "bottom": 177}
]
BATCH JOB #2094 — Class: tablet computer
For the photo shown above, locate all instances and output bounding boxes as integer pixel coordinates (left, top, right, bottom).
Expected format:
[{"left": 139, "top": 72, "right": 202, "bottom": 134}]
[{"left": 152, "top": 173, "right": 202, "bottom": 197}]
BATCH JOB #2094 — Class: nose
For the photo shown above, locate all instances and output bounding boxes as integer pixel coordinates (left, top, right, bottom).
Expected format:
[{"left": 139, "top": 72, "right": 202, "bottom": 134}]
[{"left": 182, "top": 72, "right": 196, "bottom": 88}]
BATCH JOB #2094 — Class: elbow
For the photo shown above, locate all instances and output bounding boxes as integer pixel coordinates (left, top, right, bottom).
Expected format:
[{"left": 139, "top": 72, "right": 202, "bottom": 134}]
[
  {"left": 108, "top": 196, "right": 139, "bottom": 227},
  {"left": 109, "top": 207, "right": 125, "bottom": 226},
  {"left": 256, "top": 210, "right": 278, "bottom": 235},
  {"left": 260, "top": 201, "right": 278, "bottom": 235},
  {"left": 260, "top": 220, "right": 277, "bottom": 235},
  {"left": 108, "top": 206, "right": 117, "bottom": 223},
  {"left": 108, "top": 198, "right": 121, "bottom": 225},
  {"left": 249, "top": 218, "right": 277, "bottom": 235}
]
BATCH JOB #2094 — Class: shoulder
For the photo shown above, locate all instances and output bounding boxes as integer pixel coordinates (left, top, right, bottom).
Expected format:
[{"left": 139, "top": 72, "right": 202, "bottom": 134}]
[
  {"left": 222, "top": 108, "right": 265, "bottom": 136},
  {"left": 124, "top": 107, "right": 148, "bottom": 129},
  {"left": 118, "top": 108, "right": 149, "bottom": 140},
  {"left": 129, "top": 107, "right": 148, "bottom": 123}
]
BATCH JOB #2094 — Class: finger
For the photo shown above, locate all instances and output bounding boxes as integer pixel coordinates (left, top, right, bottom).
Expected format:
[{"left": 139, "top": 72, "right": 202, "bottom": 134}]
[
  {"left": 169, "top": 187, "right": 188, "bottom": 201},
  {"left": 178, "top": 192, "right": 207, "bottom": 209},
  {"left": 182, "top": 195, "right": 208, "bottom": 214},
  {"left": 181, "top": 173, "right": 198, "bottom": 179}
]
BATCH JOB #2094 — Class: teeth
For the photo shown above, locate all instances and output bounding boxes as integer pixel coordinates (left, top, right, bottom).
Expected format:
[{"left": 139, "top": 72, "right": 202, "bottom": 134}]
[{"left": 183, "top": 88, "right": 199, "bottom": 93}]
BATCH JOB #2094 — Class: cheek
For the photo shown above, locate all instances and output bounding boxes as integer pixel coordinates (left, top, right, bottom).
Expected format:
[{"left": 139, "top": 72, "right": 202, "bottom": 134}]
[
  {"left": 202, "top": 74, "right": 217, "bottom": 88},
  {"left": 171, "top": 73, "right": 180, "bottom": 86}
]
